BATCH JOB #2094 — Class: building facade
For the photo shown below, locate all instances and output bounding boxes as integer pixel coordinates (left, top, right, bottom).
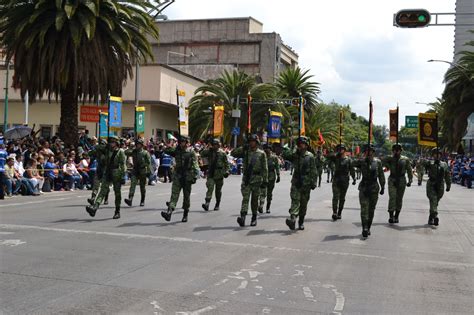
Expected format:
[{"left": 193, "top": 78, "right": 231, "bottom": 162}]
[
  {"left": 152, "top": 17, "right": 299, "bottom": 82},
  {"left": 454, "top": 0, "right": 474, "bottom": 60},
  {"left": 0, "top": 64, "right": 203, "bottom": 141}
]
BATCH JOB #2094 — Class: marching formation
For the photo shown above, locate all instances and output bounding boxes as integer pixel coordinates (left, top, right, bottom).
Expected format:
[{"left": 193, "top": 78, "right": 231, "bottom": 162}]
[{"left": 83, "top": 134, "right": 451, "bottom": 239}]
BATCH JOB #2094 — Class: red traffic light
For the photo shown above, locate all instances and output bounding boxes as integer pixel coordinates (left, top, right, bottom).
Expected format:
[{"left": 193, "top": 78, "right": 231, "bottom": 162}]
[{"left": 394, "top": 9, "right": 431, "bottom": 28}]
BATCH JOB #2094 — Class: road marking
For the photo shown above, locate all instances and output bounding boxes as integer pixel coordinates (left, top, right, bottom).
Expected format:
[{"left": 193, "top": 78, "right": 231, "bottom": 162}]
[
  {"left": 0, "top": 232, "right": 14, "bottom": 235},
  {"left": 176, "top": 305, "right": 216, "bottom": 315},
  {"left": 238, "top": 280, "right": 248, "bottom": 290},
  {"left": 0, "top": 198, "right": 68, "bottom": 208},
  {"left": 1, "top": 223, "right": 473, "bottom": 268},
  {"left": 332, "top": 288, "right": 345, "bottom": 314},
  {"left": 0, "top": 239, "right": 26, "bottom": 246},
  {"left": 193, "top": 290, "right": 206, "bottom": 296}
]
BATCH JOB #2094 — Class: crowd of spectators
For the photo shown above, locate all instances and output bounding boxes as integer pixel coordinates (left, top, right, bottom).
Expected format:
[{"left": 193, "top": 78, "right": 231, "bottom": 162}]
[{"left": 449, "top": 155, "right": 473, "bottom": 189}]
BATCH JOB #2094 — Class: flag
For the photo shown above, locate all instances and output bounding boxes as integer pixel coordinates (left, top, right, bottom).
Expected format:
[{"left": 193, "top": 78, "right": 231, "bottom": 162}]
[
  {"left": 268, "top": 111, "right": 283, "bottom": 143},
  {"left": 318, "top": 128, "right": 325, "bottom": 145},
  {"left": 389, "top": 108, "right": 399, "bottom": 142},
  {"left": 368, "top": 100, "right": 374, "bottom": 143},
  {"left": 418, "top": 113, "right": 438, "bottom": 147},
  {"left": 247, "top": 93, "right": 252, "bottom": 133},
  {"left": 213, "top": 105, "right": 225, "bottom": 137},
  {"left": 339, "top": 110, "right": 344, "bottom": 144},
  {"left": 300, "top": 97, "right": 305, "bottom": 136}
]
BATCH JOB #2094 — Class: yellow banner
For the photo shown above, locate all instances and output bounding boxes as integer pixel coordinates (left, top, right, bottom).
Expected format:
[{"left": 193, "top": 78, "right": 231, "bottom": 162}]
[
  {"left": 110, "top": 96, "right": 122, "bottom": 102},
  {"left": 213, "top": 106, "right": 225, "bottom": 137},
  {"left": 270, "top": 111, "right": 283, "bottom": 117},
  {"left": 301, "top": 109, "right": 306, "bottom": 136},
  {"left": 136, "top": 106, "right": 146, "bottom": 112},
  {"left": 418, "top": 113, "right": 438, "bottom": 147}
]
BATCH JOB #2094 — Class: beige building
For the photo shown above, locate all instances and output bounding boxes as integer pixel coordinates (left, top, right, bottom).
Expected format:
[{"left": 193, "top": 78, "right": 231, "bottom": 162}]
[{"left": 0, "top": 64, "right": 203, "bottom": 140}]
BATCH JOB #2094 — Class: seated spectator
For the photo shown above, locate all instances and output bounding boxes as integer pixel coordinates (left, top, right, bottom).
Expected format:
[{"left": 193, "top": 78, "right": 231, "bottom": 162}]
[
  {"left": 14, "top": 154, "right": 39, "bottom": 196},
  {"left": 4, "top": 156, "right": 20, "bottom": 197},
  {"left": 63, "top": 157, "right": 82, "bottom": 191},
  {"left": 24, "top": 159, "right": 44, "bottom": 194},
  {"left": 77, "top": 154, "right": 91, "bottom": 189},
  {"left": 44, "top": 156, "right": 58, "bottom": 192}
]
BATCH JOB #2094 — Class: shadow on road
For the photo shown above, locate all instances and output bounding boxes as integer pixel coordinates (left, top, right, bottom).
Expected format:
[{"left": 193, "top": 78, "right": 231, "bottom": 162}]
[
  {"left": 116, "top": 221, "right": 181, "bottom": 228},
  {"left": 322, "top": 234, "right": 363, "bottom": 241},
  {"left": 245, "top": 229, "right": 294, "bottom": 236},
  {"left": 52, "top": 218, "right": 115, "bottom": 223},
  {"left": 193, "top": 225, "right": 242, "bottom": 232}
]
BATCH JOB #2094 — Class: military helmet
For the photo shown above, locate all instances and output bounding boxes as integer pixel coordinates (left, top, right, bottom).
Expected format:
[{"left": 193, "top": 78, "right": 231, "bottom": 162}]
[
  {"left": 136, "top": 138, "right": 145, "bottom": 145},
  {"left": 336, "top": 144, "right": 346, "bottom": 151},
  {"left": 178, "top": 135, "right": 190, "bottom": 143},
  {"left": 363, "top": 144, "right": 375, "bottom": 152},
  {"left": 431, "top": 147, "right": 441, "bottom": 154},
  {"left": 296, "top": 136, "right": 310, "bottom": 145},
  {"left": 108, "top": 135, "right": 119, "bottom": 143},
  {"left": 211, "top": 138, "right": 221, "bottom": 146},
  {"left": 247, "top": 134, "right": 260, "bottom": 144},
  {"left": 392, "top": 144, "right": 403, "bottom": 151}
]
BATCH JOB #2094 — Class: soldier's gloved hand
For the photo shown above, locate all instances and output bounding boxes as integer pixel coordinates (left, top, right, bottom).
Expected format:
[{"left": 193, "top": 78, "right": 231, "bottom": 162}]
[
  {"left": 276, "top": 176, "right": 280, "bottom": 183},
  {"left": 352, "top": 179, "right": 356, "bottom": 185},
  {"left": 446, "top": 186, "right": 450, "bottom": 192},
  {"left": 224, "top": 172, "right": 229, "bottom": 178},
  {"left": 406, "top": 182, "right": 411, "bottom": 187},
  {"left": 191, "top": 178, "right": 197, "bottom": 184},
  {"left": 380, "top": 188, "right": 385, "bottom": 195}
]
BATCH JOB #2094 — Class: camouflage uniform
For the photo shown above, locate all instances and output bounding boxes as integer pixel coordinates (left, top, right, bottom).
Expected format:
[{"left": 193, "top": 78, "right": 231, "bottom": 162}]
[
  {"left": 232, "top": 135, "right": 268, "bottom": 227},
  {"left": 326, "top": 158, "right": 335, "bottom": 183},
  {"left": 259, "top": 149, "right": 280, "bottom": 213},
  {"left": 201, "top": 142, "right": 231, "bottom": 211},
  {"left": 86, "top": 137, "right": 127, "bottom": 219},
  {"left": 415, "top": 159, "right": 425, "bottom": 186},
  {"left": 124, "top": 141, "right": 152, "bottom": 207},
  {"left": 327, "top": 147, "right": 356, "bottom": 220},
  {"left": 423, "top": 148, "right": 451, "bottom": 226},
  {"left": 353, "top": 147, "right": 385, "bottom": 237},
  {"left": 382, "top": 148, "right": 413, "bottom": 223},
  {"left": 88, "top": 143, "right": 109, "bottom": 205},
  {"left": 315, "top": 152, "right": 324, "bottom": 187},
  {"left": 161, "top": 139, "right": 200, "bottom": 223},
  {"left": 282, "top": 137, "right": 318, "bottom": 230}
]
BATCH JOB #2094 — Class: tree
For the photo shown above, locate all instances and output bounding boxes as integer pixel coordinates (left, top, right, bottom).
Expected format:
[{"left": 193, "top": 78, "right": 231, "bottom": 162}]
[
  {"left": 0, "top": 0, "right": 159, "bottom": 145},
  {"left": 188, "top": 70, "right": 277, "bottom": 143},
  {"left": 441, "top": 37, "right": 474, "bottom": 150}
]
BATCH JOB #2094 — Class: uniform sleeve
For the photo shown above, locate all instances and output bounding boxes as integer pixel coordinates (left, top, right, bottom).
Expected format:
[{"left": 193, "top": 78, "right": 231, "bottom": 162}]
[
  {"left": 119, "top": 150, "right": 127, "bottom": 175},
  {"left": 444, "top": 164, "right": 452, "bottom": 189},
  {"left": 406, "top": 158, "right": 413, "bottom": 183},
  {"left": 381, "top": 156, "right": 390, "bottom": 168},
  {"left": 311, "top": 156, "right": 318, "bottom": 187},
  {"left": 275, "top": 156, "right": 281, "bottom": 177},
  {"left": 281, "top": 148, "right": 295, "bottom": 162},
  {"left": 378, "top": 160, "right": 386, "bottom": 189},
  {"left": 349, "top": 159, "right": 356, "bottom": 181},
  {"left": 164, "top": 147, "right": 177, "bottom": 157},
  {"left": 124, "top": 149, "right": 133, "bottom": 156},
  {"left": 261, "top": 152, "right": 268, "bottom": 184},
  {"left": 192, "top": 152, "right": 200, "bottom": 180},
  {"left": 200, "top": 149, "right": 209, "bottom": 158},
  {"left": 145, "top": 152, "right": 152, "bottom": 174},
  {"left": 223, "top": 152, "right": 231, "bottom": 174},
  {"left": 231, "top": 147, "right": 244, "bottom": 158}
]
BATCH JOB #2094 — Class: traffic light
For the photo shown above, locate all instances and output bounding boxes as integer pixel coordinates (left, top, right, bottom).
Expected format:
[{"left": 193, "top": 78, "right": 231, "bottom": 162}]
[{"left": 394, "top": 9, "right": 431, "bottom": 28}]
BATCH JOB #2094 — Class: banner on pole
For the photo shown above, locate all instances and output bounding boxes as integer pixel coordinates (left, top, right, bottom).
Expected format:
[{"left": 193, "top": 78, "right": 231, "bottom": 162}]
[
  {"left": 80, "top": 106, "right": 108, "bottom": 122},
  {"left": 177, "top": 90, "right": 189, "bottom": 136},
  {"left": 247, "top": 94, "right": 252, "bottom": 133},
  {"left": 109, "top": 96, "right": 122, "bottom": 131},
  {"left": 267, "top": 111, "right": 282, "bottom": 141},
  {"left": 389, "top": 109, "right": 398, "bottom": 141},
  {"left": 213, "top": 105, "right": 225, "bottom": 137},
  {"left": 99, "top": 112, "right": 108, "bottom": 138},
  {"left": 317, "top": 128, "right": 326, "bottom": 146},
  {"left": 418, "top": 113, "right": 438, "bottom": 147},
  {"left": 135, "top": 106, "right": 146, "bottom": 135}
]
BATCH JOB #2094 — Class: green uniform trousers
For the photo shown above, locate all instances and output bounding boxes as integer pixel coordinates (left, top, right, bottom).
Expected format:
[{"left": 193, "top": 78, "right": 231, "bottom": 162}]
[
  {"left": 317, "top": 168, "right": 323, "bottom": 186},
  {"left": 240, "top": 183, "right": 261, "bottom": 216},
  {"left": 94, "top": 177, "right": 121, "bottom": 208},
  {"left": 359, "top": 186, "right": 379, "bottom": 227},
  {"left": 259, "top": 179, "right": 276, "bottom": 207},
  {"left": 417, "top": 171, "right": 424, "bottom": 184},
  {"left": 129, "top": 174, "right": 147, "bottom": 199},
  {"left": 388, "top": 177, "right": 406, "bottom": 213},
  {"left": 426, "top": 180, "right": 445, "bottom": 216},
  {"left": 169, "top": 180, "right": 192, "bottom": 210},
  {"left": 289, "top": 185, "right": 311, "bottom": 218},
  {"left": 205, "top": 178, "right": 224, "bottom": 202},
  {"left": 332, "top": 178, "right": 349, "bottom": 212}
]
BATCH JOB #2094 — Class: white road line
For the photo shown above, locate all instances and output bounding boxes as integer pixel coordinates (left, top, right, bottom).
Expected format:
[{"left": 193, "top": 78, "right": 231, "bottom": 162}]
[
  {"left": 332, "top": 288, "right": 345, "bottom": 314},
  {"left": 1, "top": 223, "right": 473, "bottom": 268},
  {"left": 237, "top": 280, "right": 248, "bottom": 290},
  {"left": 0, "top": 198, "right": 68, "bottom": 208}
]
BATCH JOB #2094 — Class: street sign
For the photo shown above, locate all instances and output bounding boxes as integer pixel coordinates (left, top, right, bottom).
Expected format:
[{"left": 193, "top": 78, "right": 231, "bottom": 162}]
[
  {"left": 135, "top": 107, "right": 145, "bottom": 135},
  {"left": 80, "top": 106, "right": 108, "bottom": 122},
  {"left": 231, "top": 127, "right": 240, "bottom": 136},
  {"left": 109, "top": 96, "right": 122, "bottom": 130},
  {"left": 405, "top": 116, "right": 418, "bottom": 129},
  {"left": 99, "top": 112, "right": 108, "bottom": 138}
]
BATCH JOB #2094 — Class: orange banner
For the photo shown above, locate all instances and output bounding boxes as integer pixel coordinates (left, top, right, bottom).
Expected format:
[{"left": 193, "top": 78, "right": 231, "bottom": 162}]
[{"left": 213, "top": 106, "right": 225, "bottom": 137}]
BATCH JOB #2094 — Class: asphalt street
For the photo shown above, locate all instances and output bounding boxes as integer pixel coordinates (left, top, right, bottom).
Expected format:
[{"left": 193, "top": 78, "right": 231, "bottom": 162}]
[{"left": 0, "top": 172, "right": 473, "bottom": 314}]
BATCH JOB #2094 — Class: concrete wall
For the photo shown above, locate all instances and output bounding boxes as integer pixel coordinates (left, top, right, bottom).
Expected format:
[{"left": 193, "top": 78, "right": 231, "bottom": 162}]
[{"left": 454, "top": 0, "right": 474, "bottom": 61}]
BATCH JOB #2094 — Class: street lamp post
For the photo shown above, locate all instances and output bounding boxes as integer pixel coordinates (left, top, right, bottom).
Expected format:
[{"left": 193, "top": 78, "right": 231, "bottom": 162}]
[
  {"left": 3, "top": 60, "right": 10, "bottom": 132},
  {"left": 167, "top": 51, "right": 195, "bottom": 65},
  {"left": 427, "top": 59, "right": 471, "bottom": 80}
]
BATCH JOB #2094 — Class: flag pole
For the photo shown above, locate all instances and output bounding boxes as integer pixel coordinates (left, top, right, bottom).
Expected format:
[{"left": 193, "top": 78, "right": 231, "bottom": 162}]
[
  {"left": 247, "top": 92, "right": 252, "bottom": 134},
  {"left": 176, "top": 88, "right": 181, "bottom": 138},
  {"left": 339, "top": 110, "right": 343, "bottom": 146},
  {"left": 396, "top": 103, "right": 399, "bottom": 145},
  {"left": 368, "top": 98, "right": 373, "bottom": 154}
]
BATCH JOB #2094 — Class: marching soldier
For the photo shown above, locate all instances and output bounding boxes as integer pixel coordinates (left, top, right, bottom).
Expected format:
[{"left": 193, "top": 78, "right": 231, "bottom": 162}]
[
  {"left": 423, "top": 147, "right": 451, "bottom": 226},
  {"left": 161, "top": 136, "right": 200, "bottom": 223},
  {"left": 259, "top": 144, "right": 280, "bottom": 214},
  {"left": 315, "top": 150, "right": 324, "bottom": 187},
  {"left": 282, "top": 136, "right": 318, "bottom": 231},
  {"left": 86, "top": 136, "right": 126, "bottom": 219},
  {"left": 88, "top": 139, "right": 109, "bottom": 206},
  {"left": 327, "top": 144, "right": 356, "bottom": 221},
  {"left": 201, "top": 139, "right": 230, "bottom": 211},
  {"left": 231, "top": 134, "right": 268, "bottom": 227},
  {"left": 353, "top": 144, "right": 385, "bottom": 238},
  {"left": 382, "top": 144, "right": 413, "bottom": 224},
  {"left": 326, "top": 157, "right": 334, "bottom": 183},
  {"left": 415, "top": 158, "right": 425, "bottom": 186},
  {"left": 124, "top": 139, "right": 152, "bottom": 207}
]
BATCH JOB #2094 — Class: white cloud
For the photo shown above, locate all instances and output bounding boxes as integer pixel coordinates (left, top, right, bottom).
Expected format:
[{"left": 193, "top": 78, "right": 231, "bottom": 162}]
[{"left": 164, "top": 0, "right": 457, "bottom": 126}]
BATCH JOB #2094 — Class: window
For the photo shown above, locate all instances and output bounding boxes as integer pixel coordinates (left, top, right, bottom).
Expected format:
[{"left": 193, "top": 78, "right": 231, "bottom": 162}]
[{"left": 40, "top": 125, "right": 53, "bottom": 139}]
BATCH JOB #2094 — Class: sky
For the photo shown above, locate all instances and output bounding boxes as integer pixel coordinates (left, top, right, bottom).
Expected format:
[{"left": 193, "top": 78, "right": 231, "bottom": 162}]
[{"left": 164, "top": 0, "right": 457, "bottom": 126}]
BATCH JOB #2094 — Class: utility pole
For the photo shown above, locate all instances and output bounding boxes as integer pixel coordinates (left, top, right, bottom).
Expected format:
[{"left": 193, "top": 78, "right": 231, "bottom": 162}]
[{"left": 3, "top": 61, "right": 9, "bottom": 131}]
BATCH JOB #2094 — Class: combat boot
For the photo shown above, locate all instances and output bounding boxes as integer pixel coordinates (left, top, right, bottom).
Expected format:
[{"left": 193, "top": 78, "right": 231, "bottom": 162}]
[
  {"left": 182, "top": 209, "right": 189, "bottom": 223},
  {"left": 394, "top": 211, "right": 400, "bottom": 224},
  {"left": 237, "top": 214, "right": 246, "bottom": 227},
  {"left": 161, "top": 206, "right": 173, "bottom": 222},
  {"left": 124, "top": 197, "right": 133, "bottom": 207},
  {"left": 86, "top": 205, "right": 97, "bottom": 217},
  {"left": 433, "top": 216, "right": 439, "bottom": 226},
  {"left": 266, "top": 202, "right": 271, "bottom": 214},
  {"left": 337, "top": 207, "right": 343, "bottom": 220},
  {"left": 388, "top": 211, "right": 394, "bottom": 224},
  {"left": 250, "top": 214, "right": 257, "bottom": 226},
  {"left": 104, "top": 197, "right": 108, "bottom": 205},
  {"left": 87, "top": 198, "right": 94, "bottom": 205},
  {"left": 428, "top": 215, "right": 434, "bottom": 225},
  {"left": 298, "top": 216, "right": 305, "bottom": 230},
  {"left": 214, "top": 200, "right": 220, "bottom": 211},
  {"left": 286, "top": 215, "right": 296, "bottom": 230},
  {"left": 202, "top": 199, "right": 210, "bottom": 211},
  {"left": 258, "top": 205, "right": 264, "bottom": 214},
  {"left": 140, "top": 195, "right": 145, "bottom": 207},
  {"left": 332, "top": 211, "right": 338, "bottom": 221},
  {"left": 418, "top": 181, "right": 422, "bottom": 186},
  {"left": 362, "top": 225, "right": 369, "bottom": 238},
  {"left": 113, "top": 207, "right": 120, "bottom": 219}
]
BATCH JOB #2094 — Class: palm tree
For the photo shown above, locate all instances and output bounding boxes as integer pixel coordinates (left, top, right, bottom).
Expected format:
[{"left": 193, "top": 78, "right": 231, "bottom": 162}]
[
  {"left": 304, "top": 104, "right": 339, "bottom": 148},
  {"left": 0, "top": 0, "right": 159, "bottom": 145},
  {"left": 189, "top": 70, "right": 277, "bottom": 143},
  {"left": 441, "top": 38, "right": 474, "bottom": 150}
]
